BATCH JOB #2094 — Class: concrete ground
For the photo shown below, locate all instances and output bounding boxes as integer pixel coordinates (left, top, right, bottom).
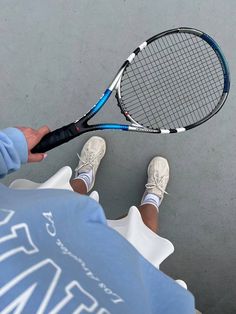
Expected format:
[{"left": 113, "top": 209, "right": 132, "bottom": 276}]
[{"left": 1, "top": 1, "right": 236, "bottom": 312}]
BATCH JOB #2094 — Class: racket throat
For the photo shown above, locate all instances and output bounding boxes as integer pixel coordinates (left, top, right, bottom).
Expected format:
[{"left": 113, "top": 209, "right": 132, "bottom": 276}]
[
  {"left": 80, "top": 123, "right": 129, "bottom": 133},
  {"left": 84, "top": 89, "right": 113, "bottom": 121}
]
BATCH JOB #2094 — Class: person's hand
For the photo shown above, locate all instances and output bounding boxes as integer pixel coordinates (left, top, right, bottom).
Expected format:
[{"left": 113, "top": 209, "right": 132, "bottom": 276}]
[{"left": 17, "top": 126, "right": 50, "bottom": 162}]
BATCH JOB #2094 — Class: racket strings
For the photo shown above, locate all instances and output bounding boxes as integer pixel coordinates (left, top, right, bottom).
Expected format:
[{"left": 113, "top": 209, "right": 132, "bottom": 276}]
[
  {"left": 135, "top": 37, "right": 221, "bottom": 127},
  {"left": 124, "top": 42, "right": 217, "bottom": 75},
  {"left": 122, "top": 68, "right": 222, "bottom": 113},
  {"left": 135, "top": 41, "right": 221, "bottom": 127},
  {"left": 120, "top": 32, "right": 224, "bottom": 129},
  {"left": 150, "top": 34, "right": 223, "bottom": 121},
  {"left": 122, "top": 50, "right": 222, "bottom": 100}
]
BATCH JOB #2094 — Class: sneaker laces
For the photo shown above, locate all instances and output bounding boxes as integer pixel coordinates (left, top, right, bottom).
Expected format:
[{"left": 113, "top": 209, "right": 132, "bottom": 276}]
[
  {"left": 145, "top": 175, "right": 168, "bottom": 195},
  {"left": 75, "top": 152, "right": 102, "bottom": 173}
]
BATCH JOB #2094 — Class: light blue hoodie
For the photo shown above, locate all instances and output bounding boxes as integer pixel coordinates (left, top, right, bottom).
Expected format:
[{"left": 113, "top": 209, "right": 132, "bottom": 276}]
[{"left": 0, "top": 127, "right": 28, "bottom": 178}]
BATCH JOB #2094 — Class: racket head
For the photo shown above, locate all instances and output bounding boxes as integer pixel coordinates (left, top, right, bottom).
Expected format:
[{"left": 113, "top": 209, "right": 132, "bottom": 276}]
[{"left": 116, "top": 27, "right": 230, "bottom": 133}]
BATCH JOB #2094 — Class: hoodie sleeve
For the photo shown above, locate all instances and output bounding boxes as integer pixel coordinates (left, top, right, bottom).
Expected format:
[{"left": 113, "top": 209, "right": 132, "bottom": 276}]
[{"left": 0, "top": 128, "right": 28, "bottom": 178}]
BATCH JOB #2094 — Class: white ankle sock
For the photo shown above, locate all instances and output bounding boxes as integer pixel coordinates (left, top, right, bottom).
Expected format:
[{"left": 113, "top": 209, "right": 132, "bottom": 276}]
[
  {"left": 75, "top": 170, "right": 93, "bottom": 191},
  {"left": 141, "top": 193, "right": 160, "bottom": 211}
]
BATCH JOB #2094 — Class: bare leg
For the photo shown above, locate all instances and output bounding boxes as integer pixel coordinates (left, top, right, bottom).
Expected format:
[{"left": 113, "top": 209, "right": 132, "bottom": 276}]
[
  {"left": 138, "top": 204, "right": 159, "bottom": 234},
  {"left": 116, "top": 204, "right": 159, "bottom": 233},
  {"left": 70, "top": 179, "right": 87, "bottom": 195}
]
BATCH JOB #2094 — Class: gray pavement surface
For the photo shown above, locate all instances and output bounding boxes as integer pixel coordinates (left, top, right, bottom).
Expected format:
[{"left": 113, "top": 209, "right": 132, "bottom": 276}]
[{"left": 1, "top": 1, "right": 236, "bottom": 313}]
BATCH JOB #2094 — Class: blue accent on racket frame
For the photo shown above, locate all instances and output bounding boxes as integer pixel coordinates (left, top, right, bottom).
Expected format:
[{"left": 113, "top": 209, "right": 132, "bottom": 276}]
[
  {"left": 91, "top": 89, "right": 112, "bottom": 114},
  {"left": 201, "top": 33, "right": 230, "bottom": 93},
  {"left": 100, "top": 124, "right": 129, "bottom": 131}
]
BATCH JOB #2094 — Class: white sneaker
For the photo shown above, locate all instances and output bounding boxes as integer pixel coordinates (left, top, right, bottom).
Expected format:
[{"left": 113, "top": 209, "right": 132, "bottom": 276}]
[
  {"left": 75, "top": 136, "right": 106, "bottom": 191},
  {"left": 141, "top": 156, "right": 169, "bottom": 206}
]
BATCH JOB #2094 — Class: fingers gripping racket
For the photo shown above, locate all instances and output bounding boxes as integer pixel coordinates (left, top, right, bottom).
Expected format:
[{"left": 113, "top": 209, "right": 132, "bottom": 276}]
[{"left": 32, "top": 27, "right": 230, "bottom": 153}]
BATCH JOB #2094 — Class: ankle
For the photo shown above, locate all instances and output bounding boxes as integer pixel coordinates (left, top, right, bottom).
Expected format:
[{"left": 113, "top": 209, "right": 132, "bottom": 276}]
[
  {"left": 75, "top": 169, "right": 93, "bottom": 192},
  {"left": 140, "top": 193, "right": 160, "bottom": 211}
]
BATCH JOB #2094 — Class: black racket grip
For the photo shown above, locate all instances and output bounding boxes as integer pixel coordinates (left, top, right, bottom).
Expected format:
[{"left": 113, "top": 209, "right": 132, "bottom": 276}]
[{"left": 31, "top": 123, "right": 78, "bottom": 153}]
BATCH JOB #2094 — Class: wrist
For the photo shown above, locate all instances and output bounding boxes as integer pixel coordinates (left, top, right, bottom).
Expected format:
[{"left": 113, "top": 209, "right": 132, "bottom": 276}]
[{"left": 2, "top": 127, "right": 28, "bottom": 164}]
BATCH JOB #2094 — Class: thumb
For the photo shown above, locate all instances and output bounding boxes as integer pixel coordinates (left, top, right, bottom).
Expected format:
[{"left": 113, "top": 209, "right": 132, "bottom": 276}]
[{"left": 28, "top": 152, "right": 48, "bottom": 163}]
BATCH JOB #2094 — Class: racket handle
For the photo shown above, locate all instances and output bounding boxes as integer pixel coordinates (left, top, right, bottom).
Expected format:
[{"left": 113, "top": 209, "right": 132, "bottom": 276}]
[{"left": 31, "top": 123, "right": 78, "bottom": 153}]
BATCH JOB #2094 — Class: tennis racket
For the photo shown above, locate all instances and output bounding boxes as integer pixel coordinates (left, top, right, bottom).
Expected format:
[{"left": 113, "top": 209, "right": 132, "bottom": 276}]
[{"left": 32, "top": 27, "right": 230, "bottom": 154}]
